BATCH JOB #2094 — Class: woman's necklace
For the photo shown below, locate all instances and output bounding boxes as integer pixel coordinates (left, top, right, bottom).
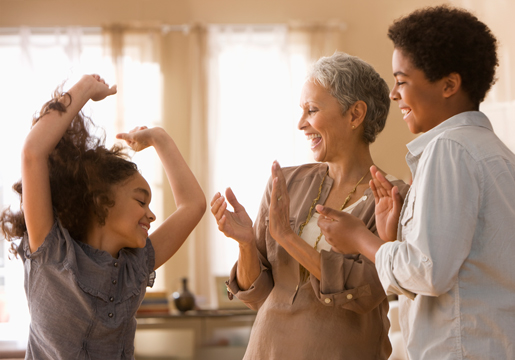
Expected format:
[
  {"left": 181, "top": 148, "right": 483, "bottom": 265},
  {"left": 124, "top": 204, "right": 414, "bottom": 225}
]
[
  {"left": 298, "top": 167, "right": 370, "bottom": 281},
  {"left": 298, "top": 168, "right": 370, "bottom": 250}
]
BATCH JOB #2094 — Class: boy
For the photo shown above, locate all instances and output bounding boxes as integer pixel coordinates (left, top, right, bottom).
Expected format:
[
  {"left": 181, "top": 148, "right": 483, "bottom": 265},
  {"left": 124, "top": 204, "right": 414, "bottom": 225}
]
[{"left": 317, "top": 6, "right": 515, "bottom": 359}]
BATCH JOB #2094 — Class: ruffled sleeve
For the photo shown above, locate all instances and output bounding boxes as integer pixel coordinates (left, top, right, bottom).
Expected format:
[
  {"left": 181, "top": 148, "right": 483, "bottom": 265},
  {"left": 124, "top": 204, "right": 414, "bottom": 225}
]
[{"left": 20, "top": 220, "right": 65, "bottom": 264}]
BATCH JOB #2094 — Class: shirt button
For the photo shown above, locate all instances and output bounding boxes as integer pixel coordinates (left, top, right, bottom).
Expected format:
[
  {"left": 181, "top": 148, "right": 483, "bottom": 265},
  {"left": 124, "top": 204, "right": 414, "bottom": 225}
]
[
  {"left": 109, "top": 297, "right": 114, "bottom": 302},
  {"left": 361, "top": 195, "right": 368, "bottom": 201},
  {"left": 108, "top": 313, "right": 113, "bottom": 318},
  {"left": 324, "top": 298, "right": 331, "bottom": 304},
  {"left": 114, "top": 262, "right": 118, "bottom": 267},
  {"left": 422, "top": 256, "right": 429, "bottom": 262},
  {"left": 112, "top": 280, "right": 117, "bottom": 285},
  {"left": 347, "top": 294, "right": 353, "bottom": 300}
]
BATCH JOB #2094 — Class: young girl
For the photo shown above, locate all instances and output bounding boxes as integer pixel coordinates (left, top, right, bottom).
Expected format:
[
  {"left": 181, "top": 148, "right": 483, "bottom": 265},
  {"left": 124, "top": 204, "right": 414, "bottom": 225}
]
[{"left": 0, "top": 74, "right": 206, "bottom": 359}]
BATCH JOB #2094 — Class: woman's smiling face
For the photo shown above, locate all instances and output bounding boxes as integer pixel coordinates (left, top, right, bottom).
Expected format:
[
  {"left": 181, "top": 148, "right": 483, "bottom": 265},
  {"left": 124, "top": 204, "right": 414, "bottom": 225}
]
[
  {"left": 298, "top": 80, "right": 353, "bottom": 163},
  {"left": 389, "top": 48, "right": 448, "bottom": 134}
]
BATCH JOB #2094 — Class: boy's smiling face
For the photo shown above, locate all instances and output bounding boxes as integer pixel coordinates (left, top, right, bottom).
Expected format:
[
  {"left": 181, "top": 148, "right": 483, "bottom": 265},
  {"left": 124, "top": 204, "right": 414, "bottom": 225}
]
[{"left": 389, "top": 48, "right": 449, "bottom": 134}]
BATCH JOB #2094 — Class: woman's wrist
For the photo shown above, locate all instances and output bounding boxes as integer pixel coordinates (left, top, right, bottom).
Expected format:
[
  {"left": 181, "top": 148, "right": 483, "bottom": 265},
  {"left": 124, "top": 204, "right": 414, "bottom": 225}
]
[
  {"left": 238, "top": 236, "right": 256, "bottom": 251},
  {"left": 271, "top": 227, "right": 294, "bottom": 245}
]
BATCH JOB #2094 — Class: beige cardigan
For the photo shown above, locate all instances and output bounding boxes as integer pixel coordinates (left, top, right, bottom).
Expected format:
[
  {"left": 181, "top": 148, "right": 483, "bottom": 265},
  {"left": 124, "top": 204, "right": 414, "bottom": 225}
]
[{"left": 227, "top": 163, "right": 409, "bottom": 360}]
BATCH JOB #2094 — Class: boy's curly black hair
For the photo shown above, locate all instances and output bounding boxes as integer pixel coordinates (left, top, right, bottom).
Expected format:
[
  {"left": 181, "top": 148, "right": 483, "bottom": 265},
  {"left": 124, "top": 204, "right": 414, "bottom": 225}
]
[
  {"left": 388, "top": 5, "right": 498, "bottom": 106},
  {"left": 1, "top": 87, "right": 138, "bottom": 256}
]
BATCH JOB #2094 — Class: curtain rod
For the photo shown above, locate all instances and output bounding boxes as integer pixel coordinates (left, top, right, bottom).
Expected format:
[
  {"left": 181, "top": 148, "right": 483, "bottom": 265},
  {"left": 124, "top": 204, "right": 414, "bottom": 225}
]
[
  {"left": 0, "top": 21, "right": 347, "bottom": 35},
  {"left": 0, "top": 27, "right": 102, "bottom": 34}
]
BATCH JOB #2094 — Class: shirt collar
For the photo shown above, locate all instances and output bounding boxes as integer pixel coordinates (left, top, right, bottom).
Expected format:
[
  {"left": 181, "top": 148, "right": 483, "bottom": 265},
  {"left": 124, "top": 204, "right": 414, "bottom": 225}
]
[{"left": 406, "top": 111, "right": 493, "bottom": 158}]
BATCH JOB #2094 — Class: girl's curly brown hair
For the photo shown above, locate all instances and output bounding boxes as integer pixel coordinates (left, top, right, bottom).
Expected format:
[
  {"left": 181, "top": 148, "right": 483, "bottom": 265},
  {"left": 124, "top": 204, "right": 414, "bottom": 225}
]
[
  {"left": 388, "top": 5, "right": 498, "bottom": 106},
  {"left": 1, "top": 87, "right": 138, "bottom": 256}
]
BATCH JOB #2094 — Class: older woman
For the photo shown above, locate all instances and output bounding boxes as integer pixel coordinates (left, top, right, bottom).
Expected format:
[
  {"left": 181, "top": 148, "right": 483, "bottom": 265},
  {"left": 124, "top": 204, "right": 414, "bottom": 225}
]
[{"left": 210, "top": 52, "right": 409, "bottom": 359}]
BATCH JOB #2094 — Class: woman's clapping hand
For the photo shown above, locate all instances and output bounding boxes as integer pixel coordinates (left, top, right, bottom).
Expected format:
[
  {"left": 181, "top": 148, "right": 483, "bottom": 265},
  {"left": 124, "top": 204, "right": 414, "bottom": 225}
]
[
  {"left": 210, "top": 188, "right": 255, "bottom": 245},
  {"left": 269, "top": 161, "right": 294, "bottom": 241}
]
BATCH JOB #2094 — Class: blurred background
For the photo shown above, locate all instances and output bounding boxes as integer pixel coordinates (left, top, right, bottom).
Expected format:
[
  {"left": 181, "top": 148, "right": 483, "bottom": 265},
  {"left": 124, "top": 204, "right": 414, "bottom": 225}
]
[{"left": 0, "top": 0, "right": 514, "bottom": 356}]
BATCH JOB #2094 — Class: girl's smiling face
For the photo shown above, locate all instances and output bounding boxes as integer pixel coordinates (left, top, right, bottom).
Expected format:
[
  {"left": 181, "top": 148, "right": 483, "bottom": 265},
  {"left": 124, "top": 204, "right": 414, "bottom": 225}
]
[
  {"left": 298, "top": 79, "right": 354, "bottom": 163},
  {"left": 390, "top": 48, "right": 449, "bottom": 134},
  {"left": 104, "top": 172, "right": 156, "bottom": 251}
]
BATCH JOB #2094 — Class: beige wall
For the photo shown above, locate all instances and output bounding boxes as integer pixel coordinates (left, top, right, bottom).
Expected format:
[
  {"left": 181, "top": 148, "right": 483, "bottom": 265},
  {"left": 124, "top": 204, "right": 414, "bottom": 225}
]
[
  {"left": 3, "top": 0, "right": 512, "bottom": 297},
  {"left": 2, "top": 0, "right": 513, "bottom": 180}
]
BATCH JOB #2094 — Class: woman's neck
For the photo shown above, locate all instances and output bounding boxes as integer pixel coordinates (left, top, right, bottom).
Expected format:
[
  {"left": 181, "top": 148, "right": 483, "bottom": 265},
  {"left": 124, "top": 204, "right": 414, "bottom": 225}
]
[
  {"left": 323, "top": 145, "right": 375, "bottom": 211},
  {"left": 326, "top": 144, "right": 374, "bottom": 188}
]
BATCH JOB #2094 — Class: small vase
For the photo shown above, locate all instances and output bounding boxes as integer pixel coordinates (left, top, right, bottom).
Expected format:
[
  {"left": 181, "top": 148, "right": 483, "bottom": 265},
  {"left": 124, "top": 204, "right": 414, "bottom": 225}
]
[{"left": 172, "top": 278, "right": 195, "bottom": 313}]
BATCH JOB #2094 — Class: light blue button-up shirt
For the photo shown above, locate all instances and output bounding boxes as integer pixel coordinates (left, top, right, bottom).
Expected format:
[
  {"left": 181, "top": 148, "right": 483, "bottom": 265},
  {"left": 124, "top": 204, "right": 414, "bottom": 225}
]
[{"left": 376, "top": 111, "right": 515, "bottom": 359}]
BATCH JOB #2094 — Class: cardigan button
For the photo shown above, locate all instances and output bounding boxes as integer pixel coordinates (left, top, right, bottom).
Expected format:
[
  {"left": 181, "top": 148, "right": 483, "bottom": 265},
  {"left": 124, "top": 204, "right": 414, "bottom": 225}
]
[
  {"left": 109, "top": 297, "right": 114, "bottom": 302},
  {"left": 108, "top": 313, "right": 113, "bottom": 318},
  {"left": 347, "top": 294, "right": 353, "bottom": 300},
  {"left": 324, "top": 298, "right": 331, "bottom": 304}
]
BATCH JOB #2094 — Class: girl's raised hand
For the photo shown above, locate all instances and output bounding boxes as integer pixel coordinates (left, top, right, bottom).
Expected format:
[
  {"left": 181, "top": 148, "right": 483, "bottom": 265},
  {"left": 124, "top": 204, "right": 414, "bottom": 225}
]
[
  {"left": 369, "top": 165, "right": 403, "bottom": 242},
  {"left": 116, "top": 126, "right": 155, "bottom": 152},
  {"left": 85, "top": 74, "right": 117, "bottom": 101},
  {"left": 210, "top": 188, "right": 255, "bottom": 245}
]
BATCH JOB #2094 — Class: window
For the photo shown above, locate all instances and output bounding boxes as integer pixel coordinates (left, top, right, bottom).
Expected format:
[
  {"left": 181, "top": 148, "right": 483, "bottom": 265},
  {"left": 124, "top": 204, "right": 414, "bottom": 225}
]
[
  {"left": 206, "top": 25, "right": 313, "bottom": 276},
  {"left": 0, "top": 27, "right": 163, "bottom": 344},
  {"left": 0, "top": 27, "right": 111, "bottom": 345}
]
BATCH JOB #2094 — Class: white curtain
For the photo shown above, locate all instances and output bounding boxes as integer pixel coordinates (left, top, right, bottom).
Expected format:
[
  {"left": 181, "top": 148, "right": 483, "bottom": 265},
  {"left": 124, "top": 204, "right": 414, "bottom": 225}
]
[
  {"left": 0, "top": 27, "right": 165, "bottom": 344},
  {"left": 0, "top": 26, "right": 109, "bottom": 345},
  {"left": 205, "top": 24, "right": 313, "bottom": 280},
  {"left": 102, "top": 27, "right": 165, "bottom": 288}
]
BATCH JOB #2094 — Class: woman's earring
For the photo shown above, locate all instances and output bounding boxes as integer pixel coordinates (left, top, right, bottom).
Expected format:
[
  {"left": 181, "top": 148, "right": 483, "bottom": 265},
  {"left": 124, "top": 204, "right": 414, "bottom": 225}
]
[{"left": 352, "top": 125, "right": 356, "bottom": 130}]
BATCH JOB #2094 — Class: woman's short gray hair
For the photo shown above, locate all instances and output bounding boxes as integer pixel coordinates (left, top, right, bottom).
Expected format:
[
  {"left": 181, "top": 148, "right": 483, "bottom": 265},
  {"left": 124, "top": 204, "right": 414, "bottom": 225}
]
[{"left": 307, "top": 52, "right": 390, "bottom": 143}]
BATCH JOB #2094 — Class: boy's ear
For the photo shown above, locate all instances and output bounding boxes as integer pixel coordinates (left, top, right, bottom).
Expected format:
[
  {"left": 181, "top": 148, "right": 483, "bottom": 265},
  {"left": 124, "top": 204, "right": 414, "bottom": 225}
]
[{"left": 442, "top": 72, "right": 462, "bottom": 98}]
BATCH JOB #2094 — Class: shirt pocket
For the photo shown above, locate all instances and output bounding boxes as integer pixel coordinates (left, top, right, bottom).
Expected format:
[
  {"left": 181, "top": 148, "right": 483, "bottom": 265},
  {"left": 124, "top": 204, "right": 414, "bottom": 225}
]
[
  {"left": 400, "top": 189, "right": 416, "bottom": 232},
  {"left": 264, "top": 217, "right": 296, "bottom": 265}
]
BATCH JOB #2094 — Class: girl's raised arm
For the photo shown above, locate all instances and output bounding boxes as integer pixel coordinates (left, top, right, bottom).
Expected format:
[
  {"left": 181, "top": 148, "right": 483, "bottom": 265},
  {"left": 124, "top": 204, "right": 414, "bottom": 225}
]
[
  {"left": 22, "top": 75, "right": 116, "bottom": 253},
  {"left": 116, "top": 127, "right": 206, "bottom": 270}
]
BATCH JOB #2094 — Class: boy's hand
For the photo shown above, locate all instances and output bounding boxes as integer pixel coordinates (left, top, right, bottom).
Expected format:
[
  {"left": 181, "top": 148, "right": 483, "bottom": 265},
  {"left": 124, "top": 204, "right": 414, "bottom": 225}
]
[{"left": 369, "top": 165, "right": 403, "bottom": 242}]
